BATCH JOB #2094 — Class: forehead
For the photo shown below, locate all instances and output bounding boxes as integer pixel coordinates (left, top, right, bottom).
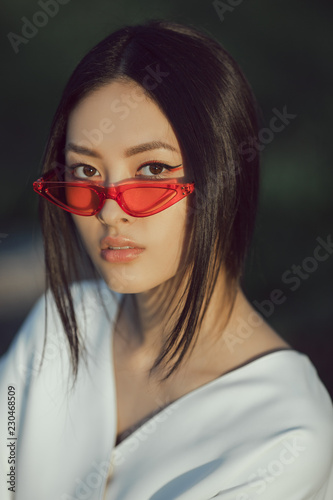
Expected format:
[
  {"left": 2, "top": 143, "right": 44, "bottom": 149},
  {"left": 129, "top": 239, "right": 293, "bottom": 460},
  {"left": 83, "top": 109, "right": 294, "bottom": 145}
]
[{"left": 66, "top": 80, "right": 179, "bottom": 153}]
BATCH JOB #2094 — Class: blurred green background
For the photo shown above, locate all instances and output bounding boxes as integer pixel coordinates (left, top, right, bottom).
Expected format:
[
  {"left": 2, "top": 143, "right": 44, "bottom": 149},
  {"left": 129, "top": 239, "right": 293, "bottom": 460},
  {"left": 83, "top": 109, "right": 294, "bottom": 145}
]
[{"left": 0, "top": 0, "right": 332, "bottom": 395}]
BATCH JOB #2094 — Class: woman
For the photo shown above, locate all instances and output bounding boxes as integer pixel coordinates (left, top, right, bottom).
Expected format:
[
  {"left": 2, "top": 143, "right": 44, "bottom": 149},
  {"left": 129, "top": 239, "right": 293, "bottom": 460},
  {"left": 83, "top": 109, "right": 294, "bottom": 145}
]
[{"left": 1, "top": 20, "right": 332, "bottom": 500}]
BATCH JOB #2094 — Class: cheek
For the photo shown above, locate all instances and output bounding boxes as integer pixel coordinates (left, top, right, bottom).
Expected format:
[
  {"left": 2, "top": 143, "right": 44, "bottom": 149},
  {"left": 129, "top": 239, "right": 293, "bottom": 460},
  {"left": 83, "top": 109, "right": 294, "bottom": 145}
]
[
  {"left": 148, "top": 201, "right": 188, "bottom": 261},
  {"left": 71, "top": 215, "right": 98, "bottom": 251}
]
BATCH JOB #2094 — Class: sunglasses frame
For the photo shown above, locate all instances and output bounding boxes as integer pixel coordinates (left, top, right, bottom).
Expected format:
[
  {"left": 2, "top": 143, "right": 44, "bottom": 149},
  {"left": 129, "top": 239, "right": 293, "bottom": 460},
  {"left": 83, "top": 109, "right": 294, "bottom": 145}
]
[{"left": 33, "top": 168, "right": 195, "bottom": 218}]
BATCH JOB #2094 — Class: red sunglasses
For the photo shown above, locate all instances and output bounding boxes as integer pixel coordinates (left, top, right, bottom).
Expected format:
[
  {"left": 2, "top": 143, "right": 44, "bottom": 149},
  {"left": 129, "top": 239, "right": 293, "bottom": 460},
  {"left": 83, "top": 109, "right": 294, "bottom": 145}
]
[{"left": 33, "top": 167, "right": 195, "bottom": 218}]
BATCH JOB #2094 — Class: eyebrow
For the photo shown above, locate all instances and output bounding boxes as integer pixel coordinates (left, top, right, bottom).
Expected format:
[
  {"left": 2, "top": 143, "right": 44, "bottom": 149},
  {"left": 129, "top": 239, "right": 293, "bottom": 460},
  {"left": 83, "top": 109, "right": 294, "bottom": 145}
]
[
  {"left": 65, "top": 143, "right": 102, "bottom": 158},
  {"left": 124, "top": 141, "right": 178, "bottom": 157},
  {"left": 65, "top": 140, "right": 179, "bottom": 158}
]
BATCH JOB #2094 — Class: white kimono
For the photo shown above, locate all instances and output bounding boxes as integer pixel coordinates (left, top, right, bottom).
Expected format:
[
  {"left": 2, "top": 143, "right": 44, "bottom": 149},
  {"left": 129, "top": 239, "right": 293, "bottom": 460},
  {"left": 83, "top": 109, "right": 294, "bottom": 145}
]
[{"left": 0, "top": 280, "right": 332, "bottom": 500}]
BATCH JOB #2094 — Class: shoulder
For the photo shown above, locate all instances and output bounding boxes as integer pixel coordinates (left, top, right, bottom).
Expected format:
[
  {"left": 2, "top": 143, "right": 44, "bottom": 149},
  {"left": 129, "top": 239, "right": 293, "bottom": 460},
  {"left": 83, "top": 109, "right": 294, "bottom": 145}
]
[
  {"left": 225, "top": 350, "right": 333, "bottom": 497},
  {"left": 0, "top": 281, "right": 119, "bottom": 499},
  {"left": 254, "top": 349, "right": 333, "bottom": 419},
  {"left": 192, "top": 350, "right": 333, "bottom": 498},
  {"left": 230, "top": 349, "right": 333, "bottom": 438},
  {"left": 0, "top": 279, "right": 119, "bottom": 383}
]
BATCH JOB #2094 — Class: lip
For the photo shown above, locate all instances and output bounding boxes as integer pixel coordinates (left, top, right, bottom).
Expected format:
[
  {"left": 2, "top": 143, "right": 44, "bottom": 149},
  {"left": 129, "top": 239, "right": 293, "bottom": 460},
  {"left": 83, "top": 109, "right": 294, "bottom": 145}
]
[
  {"left": 100, "top": 236, "right": 145, "bottom": 251},
  {"left": 100, "top": 236, "right": 145, "bottom": 263}
]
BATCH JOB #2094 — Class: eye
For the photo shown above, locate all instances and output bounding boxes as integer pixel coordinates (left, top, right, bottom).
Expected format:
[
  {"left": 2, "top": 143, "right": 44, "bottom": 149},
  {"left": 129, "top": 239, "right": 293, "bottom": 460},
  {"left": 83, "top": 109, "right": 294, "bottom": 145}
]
[
  {"left": 67, "top": 164, "right": 101, "bottom": 180},
  {"left": 137, "top": 162, "right": 183, "bottom": 179}
]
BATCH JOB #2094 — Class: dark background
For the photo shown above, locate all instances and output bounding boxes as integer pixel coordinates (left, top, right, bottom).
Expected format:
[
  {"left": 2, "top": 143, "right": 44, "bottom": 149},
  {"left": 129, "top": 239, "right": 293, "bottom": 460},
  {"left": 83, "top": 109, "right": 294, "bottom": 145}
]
[{"left": 0, "top": 0, "right": 332, "bottom": 397}]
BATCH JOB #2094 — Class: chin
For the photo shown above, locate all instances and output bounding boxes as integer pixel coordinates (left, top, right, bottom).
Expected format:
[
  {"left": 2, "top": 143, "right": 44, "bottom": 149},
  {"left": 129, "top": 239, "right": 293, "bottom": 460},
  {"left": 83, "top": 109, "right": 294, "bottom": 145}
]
[
  {"left": 101, "top": 269, "right": 175, "bottom": 295},
  {"left": 100, "top": 272, "right": 138, "bottom": 294}
]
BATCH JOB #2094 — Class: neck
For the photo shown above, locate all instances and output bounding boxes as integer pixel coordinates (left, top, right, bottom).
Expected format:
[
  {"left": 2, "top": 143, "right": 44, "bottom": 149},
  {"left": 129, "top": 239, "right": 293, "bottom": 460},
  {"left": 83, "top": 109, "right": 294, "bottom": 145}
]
[{"left": 114, "top": 269, "right": 240, "bottom": 375}]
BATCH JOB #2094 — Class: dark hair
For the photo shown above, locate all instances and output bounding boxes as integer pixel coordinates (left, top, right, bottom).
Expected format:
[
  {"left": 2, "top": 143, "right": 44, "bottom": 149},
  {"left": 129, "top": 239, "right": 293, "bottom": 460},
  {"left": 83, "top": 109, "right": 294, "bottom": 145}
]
[{"left": 38, "top": 20, "right": 260, "bottom": 383}]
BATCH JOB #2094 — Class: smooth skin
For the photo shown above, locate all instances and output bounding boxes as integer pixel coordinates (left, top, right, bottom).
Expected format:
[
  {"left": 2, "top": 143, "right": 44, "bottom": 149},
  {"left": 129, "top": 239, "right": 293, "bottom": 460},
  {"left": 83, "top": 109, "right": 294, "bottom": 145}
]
[{"left": 65, "top": 79, "right": 290, "bottom": 436}]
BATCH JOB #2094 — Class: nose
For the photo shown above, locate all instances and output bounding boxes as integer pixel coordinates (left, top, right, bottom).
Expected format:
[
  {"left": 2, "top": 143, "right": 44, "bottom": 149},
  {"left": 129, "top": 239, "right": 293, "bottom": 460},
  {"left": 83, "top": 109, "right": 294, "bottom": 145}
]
[{"left": 96, "top": 197, "right": 133, "bottom": 225}]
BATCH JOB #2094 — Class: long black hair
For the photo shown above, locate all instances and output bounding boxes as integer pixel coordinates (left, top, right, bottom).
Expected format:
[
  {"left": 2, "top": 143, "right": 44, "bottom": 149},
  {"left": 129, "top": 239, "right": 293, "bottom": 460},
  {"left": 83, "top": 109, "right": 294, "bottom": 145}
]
[{"left": 38, "top": 20, "right": 260, "bottom": 383}]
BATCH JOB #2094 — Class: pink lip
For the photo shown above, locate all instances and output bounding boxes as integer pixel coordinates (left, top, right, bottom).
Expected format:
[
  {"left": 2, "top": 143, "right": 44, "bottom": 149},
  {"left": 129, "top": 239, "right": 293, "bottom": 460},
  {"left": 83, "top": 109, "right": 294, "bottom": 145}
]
[
  {"left": 100, "top": 236, "right": 145, "bottom": 263},
  {"left": 100, "top": 236, "right": 144, "bottom": 250},
  {"left": 101, "top": 247, "right": 145, "bottom": 263}
]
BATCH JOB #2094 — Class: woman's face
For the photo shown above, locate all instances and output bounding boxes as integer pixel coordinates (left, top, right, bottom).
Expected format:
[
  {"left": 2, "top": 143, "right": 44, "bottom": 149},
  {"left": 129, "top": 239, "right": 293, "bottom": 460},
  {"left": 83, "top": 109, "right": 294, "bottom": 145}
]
[{"left": 65, "top": 79, "right": 190, "bottom": 294}]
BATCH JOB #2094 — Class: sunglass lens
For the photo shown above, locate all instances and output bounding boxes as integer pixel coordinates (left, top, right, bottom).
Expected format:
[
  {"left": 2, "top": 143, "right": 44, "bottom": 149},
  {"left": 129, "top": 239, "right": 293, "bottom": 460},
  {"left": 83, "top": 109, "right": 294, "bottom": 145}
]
[
  {"left": 122, "top": 186, "right": 176, "bottom": 215},
  {"left": 45, "top": 185, "right": 99, "bottom": 215}
]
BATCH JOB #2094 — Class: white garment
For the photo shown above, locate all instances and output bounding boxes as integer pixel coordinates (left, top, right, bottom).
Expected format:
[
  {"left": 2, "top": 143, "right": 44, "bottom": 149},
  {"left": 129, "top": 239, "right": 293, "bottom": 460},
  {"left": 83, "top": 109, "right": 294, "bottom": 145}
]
[{"left": 0, "top": 280, "right": 333, "bottom": 500}]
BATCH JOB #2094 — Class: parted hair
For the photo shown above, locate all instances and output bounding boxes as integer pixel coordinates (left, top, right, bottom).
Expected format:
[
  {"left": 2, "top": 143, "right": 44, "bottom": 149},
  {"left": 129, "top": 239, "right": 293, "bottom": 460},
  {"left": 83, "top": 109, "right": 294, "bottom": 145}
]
[{"left": 38, "top": 20, "right": 260, "bottom": 383}]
